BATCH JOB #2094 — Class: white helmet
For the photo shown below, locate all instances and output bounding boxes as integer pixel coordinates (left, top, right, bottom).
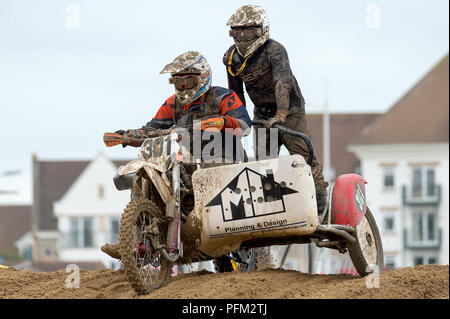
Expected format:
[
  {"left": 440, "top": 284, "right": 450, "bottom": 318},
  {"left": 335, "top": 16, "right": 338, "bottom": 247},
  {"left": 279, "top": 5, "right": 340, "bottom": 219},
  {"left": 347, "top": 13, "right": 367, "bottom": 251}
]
[
  {"left": 227, "top": 5, "right": 270, "bottom": 58},
  {"left": 160, "top": 51, "right": 212, "bottom": 106}
]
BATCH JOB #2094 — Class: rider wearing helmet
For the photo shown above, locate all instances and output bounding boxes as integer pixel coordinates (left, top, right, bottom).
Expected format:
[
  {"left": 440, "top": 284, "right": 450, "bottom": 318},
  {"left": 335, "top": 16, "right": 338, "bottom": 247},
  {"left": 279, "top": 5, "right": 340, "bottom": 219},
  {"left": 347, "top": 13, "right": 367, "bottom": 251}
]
[
  {"left": 125, "top": 51, "right": 251, "bottom": 161},
  {"left": 101, "top": 51, "right": 251, "bottom": 259},
  {"left": 153, "top": 52, "right": 250, "bottom": 134},
  {"left": 223, "top": 5, "right": 329, "bottom": 215}
]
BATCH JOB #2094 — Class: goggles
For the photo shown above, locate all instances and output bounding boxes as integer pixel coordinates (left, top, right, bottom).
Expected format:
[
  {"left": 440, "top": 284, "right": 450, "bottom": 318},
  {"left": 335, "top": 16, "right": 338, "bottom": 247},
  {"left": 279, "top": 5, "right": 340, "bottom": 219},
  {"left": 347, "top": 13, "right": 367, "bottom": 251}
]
[
  {"left": 229, "top": 27, "right": 263, "bottom": 42},
  {"left": 169, "top": 74, "right": 201, "bottom": 90}
]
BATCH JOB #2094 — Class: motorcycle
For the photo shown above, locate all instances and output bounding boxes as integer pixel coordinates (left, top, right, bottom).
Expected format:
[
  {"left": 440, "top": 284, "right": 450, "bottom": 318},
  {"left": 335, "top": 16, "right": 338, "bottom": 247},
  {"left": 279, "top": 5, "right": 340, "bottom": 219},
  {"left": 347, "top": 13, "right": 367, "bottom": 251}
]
[{"left": 103, "top": 119, "right": 383, "bottom": 294}]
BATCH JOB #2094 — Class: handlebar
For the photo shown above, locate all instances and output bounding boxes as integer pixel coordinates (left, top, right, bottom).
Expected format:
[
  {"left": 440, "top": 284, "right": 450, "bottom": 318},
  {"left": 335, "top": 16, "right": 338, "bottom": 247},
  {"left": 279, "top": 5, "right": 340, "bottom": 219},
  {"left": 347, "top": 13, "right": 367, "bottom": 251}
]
[
  {"left": 105, "top": 121, "right": 315, "bottom": 165},
  {"left": 251, "top": 119, "right": 314, "bottom": 165},
  {"left": 139, "top": 127, "right": 172, "bottom": 138}
]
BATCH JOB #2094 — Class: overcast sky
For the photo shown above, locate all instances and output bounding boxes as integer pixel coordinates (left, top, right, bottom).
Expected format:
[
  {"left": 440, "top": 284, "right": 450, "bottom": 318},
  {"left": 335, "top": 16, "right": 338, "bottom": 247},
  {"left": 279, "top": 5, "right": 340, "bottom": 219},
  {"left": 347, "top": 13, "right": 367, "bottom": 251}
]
[{"left": 0, "top": 0, "right": 448, "bottom": 203}]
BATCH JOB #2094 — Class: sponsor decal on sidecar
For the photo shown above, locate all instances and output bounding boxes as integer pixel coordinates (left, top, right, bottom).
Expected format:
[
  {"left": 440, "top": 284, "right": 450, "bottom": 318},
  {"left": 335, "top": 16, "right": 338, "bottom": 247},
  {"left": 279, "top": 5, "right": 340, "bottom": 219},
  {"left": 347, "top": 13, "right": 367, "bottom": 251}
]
[
  {"left": 355, "top": 182, "right": 366, "bottom": 213},
  {"left": 205, "top": 167, "right": 298, "bottom": 222},
  {"left": 211, "top": 220, "right": 307, "bottom": 238},
  {"left": 204, "top": 167, "right": 308, "bottom": 237},
  {"left": 193, "top": 155, "right": 318, "bottom": 247}
]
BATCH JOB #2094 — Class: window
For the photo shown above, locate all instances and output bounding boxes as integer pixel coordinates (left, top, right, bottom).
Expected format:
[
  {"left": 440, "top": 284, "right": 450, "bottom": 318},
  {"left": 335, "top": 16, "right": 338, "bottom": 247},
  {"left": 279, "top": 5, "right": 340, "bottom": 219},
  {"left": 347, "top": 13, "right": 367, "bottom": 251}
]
[
  {"left": 110, "top": 218, "right": 119, "bottom": 243},
  {"left": 414, "top": 256, "right": 438, "bottom": 265},
  {"left": 412, "top": 211, "right": 437, "bottom": 243},
  {"left": 83, "top": 218, "right": 93, "bottom": 247},
  {"left": 98, "top": 185, "right": 105, "bottom": 199},
  {"left": 411, "top": 167, "right": 436, "bottom": 198},
  {"left": 70, "top": 217, "right": 94, "bottom": 248},
  {"left": 383, "top": 167, "right": 395, "bottom": 189},
  {"left": 384, "top": 256, "right": 396, "bottom": 270},
  {"left": 384, "top": 216, "right": 395, "bottom": 232},
  {"left": 414, "top": 256, "right": 424, "bottom": 265}
]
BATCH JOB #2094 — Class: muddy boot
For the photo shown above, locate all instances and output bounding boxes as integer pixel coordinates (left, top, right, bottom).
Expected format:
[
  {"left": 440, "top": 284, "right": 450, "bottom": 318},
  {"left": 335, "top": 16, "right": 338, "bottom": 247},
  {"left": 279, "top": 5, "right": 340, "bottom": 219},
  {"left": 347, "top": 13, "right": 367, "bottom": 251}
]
[
  {"left": 310, "top": 163, "right": 329, "bottom": 219},
  {"left": 101, "top": 243, "right": 121, "bottom": 260},
  {"left": 316, "top": 187, "right": 327, "bottom": 213},
  {"left": 316, "top": 185, "right": 328, "bottom": 224}
]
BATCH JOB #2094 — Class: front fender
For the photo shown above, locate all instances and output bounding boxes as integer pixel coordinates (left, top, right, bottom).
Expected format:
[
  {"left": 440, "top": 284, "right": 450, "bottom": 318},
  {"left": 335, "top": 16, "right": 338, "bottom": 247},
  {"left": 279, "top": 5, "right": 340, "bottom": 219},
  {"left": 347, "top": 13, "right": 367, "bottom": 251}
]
[
  {"left": 113, "top": 160, "right": 143, "bottom": 191},
  {"left": 331, "top": 174, "right": 367, "bottom": 227},
  {"left": 113, "top": 171, "right": 137, "bottom": 191},
  {"left": 117, "top": 159, "right": 144, "bottom": 175}
]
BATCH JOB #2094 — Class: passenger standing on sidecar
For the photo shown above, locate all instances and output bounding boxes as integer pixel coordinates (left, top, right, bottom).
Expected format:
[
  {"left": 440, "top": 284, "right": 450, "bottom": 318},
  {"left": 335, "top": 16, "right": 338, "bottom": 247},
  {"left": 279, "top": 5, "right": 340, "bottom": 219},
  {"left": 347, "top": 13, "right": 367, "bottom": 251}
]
[
  {"left": 222, "top": 5, "right": 329, "bottom": 215},
  {"left": 101, "top": 51, "right": 252, "bottom": 260}
]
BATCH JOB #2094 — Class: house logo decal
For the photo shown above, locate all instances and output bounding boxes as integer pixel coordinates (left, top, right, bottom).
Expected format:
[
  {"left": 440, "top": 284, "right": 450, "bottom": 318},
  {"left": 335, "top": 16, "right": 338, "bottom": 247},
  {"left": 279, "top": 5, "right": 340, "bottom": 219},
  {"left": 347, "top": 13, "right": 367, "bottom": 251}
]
[{"left": 206, "top": 168, "right": 298, "bottom": 222}]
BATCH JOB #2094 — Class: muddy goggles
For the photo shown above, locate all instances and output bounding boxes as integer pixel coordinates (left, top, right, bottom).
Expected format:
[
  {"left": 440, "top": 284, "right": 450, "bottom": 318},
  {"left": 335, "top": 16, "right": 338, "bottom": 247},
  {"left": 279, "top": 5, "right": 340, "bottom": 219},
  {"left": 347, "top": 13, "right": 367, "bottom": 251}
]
[
  {"left": 229, "top": 26, "right": 263, "bottom": 42},
  {"left": 169, "top": 74, "right": 201, "bottom": 90}
]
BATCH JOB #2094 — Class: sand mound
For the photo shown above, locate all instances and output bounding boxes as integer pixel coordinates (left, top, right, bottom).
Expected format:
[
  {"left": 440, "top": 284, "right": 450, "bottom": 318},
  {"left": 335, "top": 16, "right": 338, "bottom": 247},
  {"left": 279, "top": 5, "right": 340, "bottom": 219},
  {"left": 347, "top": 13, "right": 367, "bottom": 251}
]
[{"left": 0, "top": 264, "right": 447, "bottom": 299}]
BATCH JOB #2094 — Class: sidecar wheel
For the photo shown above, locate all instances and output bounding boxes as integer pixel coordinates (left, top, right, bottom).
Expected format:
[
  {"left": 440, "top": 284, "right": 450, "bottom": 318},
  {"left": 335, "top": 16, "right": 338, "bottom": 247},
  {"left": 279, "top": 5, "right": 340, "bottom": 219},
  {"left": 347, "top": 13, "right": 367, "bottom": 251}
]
[{"left": 347, "top": 207, "right": 384, "bottom": 276}]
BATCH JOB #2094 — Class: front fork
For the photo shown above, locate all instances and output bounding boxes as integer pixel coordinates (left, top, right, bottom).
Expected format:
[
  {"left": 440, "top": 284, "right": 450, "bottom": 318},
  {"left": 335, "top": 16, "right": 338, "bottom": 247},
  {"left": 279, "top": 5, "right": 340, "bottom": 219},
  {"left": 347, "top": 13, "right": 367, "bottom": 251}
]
[{"left": 164, "top": 160, "right": 182, "bottom": 262}]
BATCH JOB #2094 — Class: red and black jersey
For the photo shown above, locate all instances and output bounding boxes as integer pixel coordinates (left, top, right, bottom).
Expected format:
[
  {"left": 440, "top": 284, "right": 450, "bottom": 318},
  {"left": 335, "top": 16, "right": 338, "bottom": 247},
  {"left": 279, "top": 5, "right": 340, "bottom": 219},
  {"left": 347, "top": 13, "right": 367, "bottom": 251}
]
[{"left": 146, "top": 86, "right": 251, "bottom": 134}]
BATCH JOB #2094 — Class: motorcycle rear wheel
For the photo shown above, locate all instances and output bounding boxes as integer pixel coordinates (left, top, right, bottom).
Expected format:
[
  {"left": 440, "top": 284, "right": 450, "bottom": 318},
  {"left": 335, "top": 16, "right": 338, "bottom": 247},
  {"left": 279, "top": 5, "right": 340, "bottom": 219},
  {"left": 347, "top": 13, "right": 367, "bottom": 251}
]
[
  {"left": 119, "top": 197, "right": 173, "bottom": 294},
  {"left": 236, "top": 248, "right": 257, "bottom": 272},
  {"left": 214, "top": 247, "right": 267, "bottom": 273},
  {"left": 347, "top": 207, "right": 384, "bottom": 276}
]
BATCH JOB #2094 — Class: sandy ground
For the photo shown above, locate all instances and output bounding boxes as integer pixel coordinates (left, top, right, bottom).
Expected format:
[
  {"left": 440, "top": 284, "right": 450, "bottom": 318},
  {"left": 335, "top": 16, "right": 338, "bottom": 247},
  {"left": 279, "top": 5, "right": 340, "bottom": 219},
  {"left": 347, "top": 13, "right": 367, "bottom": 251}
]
[{"left": 0, "top": 264, "right": 447, "bottom": 299}]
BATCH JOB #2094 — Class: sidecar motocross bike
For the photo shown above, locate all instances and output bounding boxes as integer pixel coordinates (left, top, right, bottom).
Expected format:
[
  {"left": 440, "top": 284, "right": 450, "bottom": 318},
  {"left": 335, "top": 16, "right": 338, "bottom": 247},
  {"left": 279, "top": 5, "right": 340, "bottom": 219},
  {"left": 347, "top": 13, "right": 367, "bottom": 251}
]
[{"left": 103, "top": 120, "right": 383, "bottom": 294}]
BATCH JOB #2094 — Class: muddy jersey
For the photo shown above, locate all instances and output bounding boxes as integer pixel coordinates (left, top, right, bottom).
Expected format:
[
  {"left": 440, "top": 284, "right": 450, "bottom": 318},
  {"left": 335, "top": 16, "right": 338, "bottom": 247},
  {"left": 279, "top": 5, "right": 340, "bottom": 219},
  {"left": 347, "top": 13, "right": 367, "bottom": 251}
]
[
  {"left": 223, "top": 39, "right": 305, "bottom": 120},
  {"left": 146, "top": 86, "right": 251, "bottom": 134},
  {"left": 145, "top": 86, "right": 251, "bottom": 163}
]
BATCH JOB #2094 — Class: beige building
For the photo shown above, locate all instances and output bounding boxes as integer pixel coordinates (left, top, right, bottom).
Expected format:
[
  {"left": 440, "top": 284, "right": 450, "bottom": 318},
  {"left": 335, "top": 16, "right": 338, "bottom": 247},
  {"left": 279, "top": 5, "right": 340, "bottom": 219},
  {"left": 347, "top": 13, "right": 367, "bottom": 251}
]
[{"left": 349, "top": 55, "right": 449, "bottom": 268}]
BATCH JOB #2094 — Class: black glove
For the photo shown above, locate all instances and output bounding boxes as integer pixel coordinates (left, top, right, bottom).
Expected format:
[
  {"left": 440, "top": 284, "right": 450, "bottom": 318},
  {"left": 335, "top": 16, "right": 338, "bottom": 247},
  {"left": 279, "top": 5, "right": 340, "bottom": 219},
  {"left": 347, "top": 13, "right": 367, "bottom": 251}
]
[
  {"left": 265, "top": 113, "right": 286, "bottom": 129},
  {"left": 115, "top": 130, "right": 126, "bottom": 135},
  {"left": 124, "top": 129, "right": 145, "bottom": 138}
]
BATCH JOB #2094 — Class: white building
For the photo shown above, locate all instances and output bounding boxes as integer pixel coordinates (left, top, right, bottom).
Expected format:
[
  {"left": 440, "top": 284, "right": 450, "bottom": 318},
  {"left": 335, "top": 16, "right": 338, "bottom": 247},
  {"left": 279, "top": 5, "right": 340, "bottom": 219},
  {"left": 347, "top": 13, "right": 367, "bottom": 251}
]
[
  {"left": 349, "top": 55, "right": 449, "bottom": 268},
  {"left": 53, "top": 153, "right": 131, "bottom": 269},
  {"left": 30, "top": 153, "right": 131, "bottom": 270}
]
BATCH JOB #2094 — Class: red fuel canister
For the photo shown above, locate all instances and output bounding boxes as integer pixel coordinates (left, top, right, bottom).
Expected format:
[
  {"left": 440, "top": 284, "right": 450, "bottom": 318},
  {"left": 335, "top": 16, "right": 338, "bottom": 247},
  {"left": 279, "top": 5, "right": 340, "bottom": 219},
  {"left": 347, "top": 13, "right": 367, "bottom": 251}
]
[{"left": 331, "top": 174, "right": 367, "bottom": 227}]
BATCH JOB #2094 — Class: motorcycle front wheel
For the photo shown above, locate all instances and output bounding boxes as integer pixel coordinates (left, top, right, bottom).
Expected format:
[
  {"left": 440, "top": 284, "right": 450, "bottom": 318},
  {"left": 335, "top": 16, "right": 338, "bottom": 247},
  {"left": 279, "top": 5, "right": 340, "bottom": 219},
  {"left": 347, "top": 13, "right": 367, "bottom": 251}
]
[
  {"left": 119, "top": 197, "right": 173, "bottom": 294},
  {"left": 347, "top": 206, "right": 384, "bottom": 276}
]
